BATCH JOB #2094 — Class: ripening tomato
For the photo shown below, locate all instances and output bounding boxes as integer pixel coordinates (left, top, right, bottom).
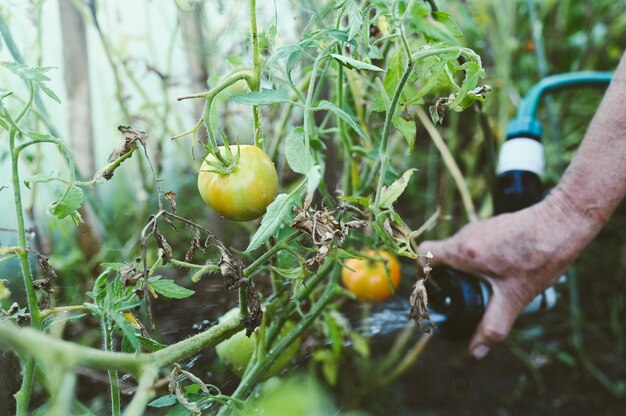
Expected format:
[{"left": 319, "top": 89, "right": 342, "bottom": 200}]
[
  {"left": 341, "top": 249, "right": 401, "bottom": 302},
  {"left": 198, "top": 145, "right": 278, "bottom": 221},
  {"left": 216, "top": 309, "right": 300, "bottom": 379}
]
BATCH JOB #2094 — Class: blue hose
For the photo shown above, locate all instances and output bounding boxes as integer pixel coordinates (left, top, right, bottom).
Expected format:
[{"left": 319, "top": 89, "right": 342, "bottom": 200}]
[{"left": 506, "top": 71, "right": 614, "bottom": 138}]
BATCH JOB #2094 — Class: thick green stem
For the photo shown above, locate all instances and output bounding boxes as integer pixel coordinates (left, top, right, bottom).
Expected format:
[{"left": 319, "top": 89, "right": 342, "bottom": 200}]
[
  {"left": 250, "top": 0, "right": 263, "bottom": 148},
  {"left": 0, "top": 313, "right": 242, "bottom": 375}
]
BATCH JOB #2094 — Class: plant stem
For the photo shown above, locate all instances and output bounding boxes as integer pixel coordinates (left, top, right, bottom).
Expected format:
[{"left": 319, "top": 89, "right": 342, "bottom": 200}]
[
  {"left": 0, "top": 312, "right": 242, "bottom": 375},
  {"left": 378, "top": 332, "right": 433, "bottom": 387},
  {"left": 250, "top": 0, "right": 263, "bottom": 148},
  {"left": 9, "top": 127, "right": 42, "bottom": 416},
  {"left": 243, "top": 231, "right": 300, "bottom": 277},
  {"left": 103, "top": 317, "right": 121, "bottom": 416},
  {"left": 40, "top": 305, "right": 88, "bottom": 319},
  {"left": 47, "top": 371, "right": 77, "bottom": 416},
  {"left": 122, "top": 366, "right": 158, "bottom": 416},
  {"left": 373, "top": 60, "right": 415, "bottom": 214},
  {"left": 222, "top": 267, "right": 341, "bottom": 413}
]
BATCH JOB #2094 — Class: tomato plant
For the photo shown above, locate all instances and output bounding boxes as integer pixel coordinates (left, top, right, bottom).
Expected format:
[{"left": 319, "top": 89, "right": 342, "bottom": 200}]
[
  {"left": 341, "top": 250, "right": 401, "bottom": 302},
  {"left": 197, "top": 145, "right": 279, "bottom": 221},
  {"left": 0, "top": 0, "right": 497, "bottom": 414}
]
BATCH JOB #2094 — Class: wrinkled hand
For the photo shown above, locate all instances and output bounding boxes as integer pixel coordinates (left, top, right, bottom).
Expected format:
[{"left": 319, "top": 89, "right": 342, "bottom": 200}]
[{"left": 419, "top": 192, "right": 594, "bottom": 359}]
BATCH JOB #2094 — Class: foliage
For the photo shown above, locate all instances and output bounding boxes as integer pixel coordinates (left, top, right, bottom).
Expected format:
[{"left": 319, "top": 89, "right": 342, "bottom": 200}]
[{"left": 1, "top": 0, "right": 625, "bottom": 415}]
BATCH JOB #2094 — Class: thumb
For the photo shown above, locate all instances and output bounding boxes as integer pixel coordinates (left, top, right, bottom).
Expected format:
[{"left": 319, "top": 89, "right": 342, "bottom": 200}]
[{"left": 468, "top": 287, "right": 520, "bottom": 359}]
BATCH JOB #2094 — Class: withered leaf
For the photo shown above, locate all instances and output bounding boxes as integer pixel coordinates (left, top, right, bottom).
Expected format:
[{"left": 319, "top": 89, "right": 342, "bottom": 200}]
[
  {"left": 164, "top": 191, "right": 177, "bottom": 214},
  {"left": 409, "top": 278, "right": 433, "bottom": 333},
  {"left": 109, "top": 126, "right": 148, "bottom": 162},
  {"left": 152, "top": 223, "right": 173, "bottom": 264},
  {"left": 185, "top": 228, "right": 204, "bottom": 262}
]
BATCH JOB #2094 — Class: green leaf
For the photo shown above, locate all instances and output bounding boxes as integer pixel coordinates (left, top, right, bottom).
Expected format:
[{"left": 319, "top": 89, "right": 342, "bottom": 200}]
[
  {"left": 148, "top": 395, "right": 177, "bottom": 408},
  {"left": 148, "top": 277, "right": 195, "bottom": 299},
  {"left": 1, "top": 62, "right": 54, "bottom": 82},
  {"left": 137, "top": 335, "right": 168, "bottom": 351},
  {"left": 410, "top": 3, "right": 460, "bottom": 45},
  {"left": 100, "top": 263, "right": 127, "bottom": 271},
  {"left": 165, "top": 403, "right": 193, "bottom": 416},
  {"left": 449, "top": 61, "right": 486, "bottom": 110},
  {"left": 313, "top": 350, "right": 338, "bottom": 386},
  {"left": 42, "top": 313, "right": 87, "bottom": 332},
  {"left": 226, "top": 54, "right": 244, "bottom": 66},
  {"left": 392, "top": 115, "right": 416, "bottom": 150},
  {"left": 350, "top": 332, "right": 370, "bottom": 357},
  {"left": 246, "top": 193, "right": 297, "bottom": 252},
  {"left": 315, "top": 100, "right": 368, "bottom": 142},
  {"left": 40, "top": 84, "right": 61, "bottom": 103},
  {"left": 338, "top": 195, "right": 372, "bottom": 208},
  {"left": 285, "top": 128, "right": 321, "bottom": 196},
  {"left": 48, "top": 186, "right": 84, "bottom": 222},
  {"left": 285, "top": 128, "right": 313, "bottom": 174},
  {"left": 342, "top": 0, "right": 363, "bottom": 41},
  {"left": 231, "top": 86, "right": 291, "bottom": 105},
  {"left": 403, "top": 52, "right": 459, "bottom": 106},
  {"left": 380, "top": 169, "right": 417, "bottom": 209},
  {"left": 330, "top": 54, "right": 384, "bottom": 72},
  {"left": 270, "top": 266, "right": 305, "bottom": 280},
  {"left": 433, "top": 11, "right": 464, "bottom": 38},
  {"left": 372, "top": 51, "right": 419, "bottom": 112}
]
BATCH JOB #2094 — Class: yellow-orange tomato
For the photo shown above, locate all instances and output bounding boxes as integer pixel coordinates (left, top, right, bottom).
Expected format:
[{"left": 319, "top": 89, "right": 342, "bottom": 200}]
[
  {"left": 198, "top": 145, "right": 278, "bottom": 221},
  {"left": 341, "top": 250, "right": 401, "bottom": 302}
]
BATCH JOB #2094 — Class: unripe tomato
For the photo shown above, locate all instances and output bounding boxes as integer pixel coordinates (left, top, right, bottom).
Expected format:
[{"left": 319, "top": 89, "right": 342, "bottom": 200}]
[
  {"left": 216, "top": 309, "right": 300, "bottom": 379},
  {"left": 341, "top": 250, "right": 401, "bottom": 302},
  {"left": 198, "top": 145, "right": 278, "bottom": 221}
]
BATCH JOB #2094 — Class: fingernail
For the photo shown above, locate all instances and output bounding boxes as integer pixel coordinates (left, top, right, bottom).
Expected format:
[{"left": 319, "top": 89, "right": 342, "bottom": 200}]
[{"left": 472, "top": 344, "right": 490, "bottom": 360}]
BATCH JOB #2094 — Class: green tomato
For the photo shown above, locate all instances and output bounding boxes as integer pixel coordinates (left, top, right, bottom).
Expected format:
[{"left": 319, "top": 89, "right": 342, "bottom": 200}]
[
  {"left": 197, "top": 145, "right": 278, "bottom": 221},
  {"left": 216, "top": 310, "right": 300, "bottom": 379}
]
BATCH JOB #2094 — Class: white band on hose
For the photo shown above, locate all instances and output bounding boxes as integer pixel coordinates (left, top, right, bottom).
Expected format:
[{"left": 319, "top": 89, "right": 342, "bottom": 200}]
[{"left": 497, "top": 137, "right": 545, "bottom": 176}]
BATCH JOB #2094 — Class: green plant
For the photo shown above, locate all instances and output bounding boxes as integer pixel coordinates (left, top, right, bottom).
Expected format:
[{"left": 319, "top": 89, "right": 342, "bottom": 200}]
[{"left": 0, "top": 0, "right": 491, "bottom": 414}]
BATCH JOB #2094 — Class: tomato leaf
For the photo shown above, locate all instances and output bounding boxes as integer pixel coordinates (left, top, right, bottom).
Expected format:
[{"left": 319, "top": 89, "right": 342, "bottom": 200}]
[
  {"left": 48, "top": 185, "right": 84, "bottom": 223},
  {"left": 285, "top": 128, "right": 321, "bottom": 197},
  {"left": 147, "top": 277, "right": 195, "bottom": 299},
  {"left": 246, "top": 193, "right": 298, "bottom": 252},
  {"left": 315, "top": 100, "right": 369, "bottom": 142},
  {"left": 136, "top": 335, "right": 168, "bottom": 351},
  {"left": 285, "top": 128, "right": 313, "bottom": 174},
  {"left": 380, "top": 169, "right": 417, "bottom": 209},
  {"left": 341, "top": 0, "right": 363, "bottom": 41},
  {"left": 231, "top": 86, "right": 291, "bottom": 105},
  {"left": 148, "top": 395, "right": 177, "bottom": 408},
  {"left": 330, "top": 53, "right": 384, "bottom": 72},
  {"left": 392, "top": 115, "right": 416, "bottom": 151}
]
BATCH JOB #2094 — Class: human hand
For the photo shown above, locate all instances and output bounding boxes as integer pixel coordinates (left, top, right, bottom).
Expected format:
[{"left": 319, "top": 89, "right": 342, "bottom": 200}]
[{"left": 418, "top": 192, "right": 594, "bottom": 359}]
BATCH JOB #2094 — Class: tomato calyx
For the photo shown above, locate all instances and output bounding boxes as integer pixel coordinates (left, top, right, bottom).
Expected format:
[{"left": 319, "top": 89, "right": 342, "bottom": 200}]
[{"left": 200, "top": 135, "right": 241, "bottom": 175}]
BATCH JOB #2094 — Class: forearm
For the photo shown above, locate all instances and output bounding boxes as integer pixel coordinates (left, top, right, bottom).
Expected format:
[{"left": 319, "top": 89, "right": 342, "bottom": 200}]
[{"left": 549, "top": 52, "right": 626, "bottom": 243}]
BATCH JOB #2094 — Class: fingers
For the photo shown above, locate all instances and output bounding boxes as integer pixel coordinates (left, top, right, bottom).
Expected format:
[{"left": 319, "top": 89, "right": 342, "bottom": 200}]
[{"left": 468, "top": 287, "right": 521, "bottom": 359}]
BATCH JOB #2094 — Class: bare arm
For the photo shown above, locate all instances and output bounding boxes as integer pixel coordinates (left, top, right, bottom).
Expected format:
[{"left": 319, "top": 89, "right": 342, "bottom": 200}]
[{"left": 419, "top": 51, "right": 626, "bottom": 359}]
